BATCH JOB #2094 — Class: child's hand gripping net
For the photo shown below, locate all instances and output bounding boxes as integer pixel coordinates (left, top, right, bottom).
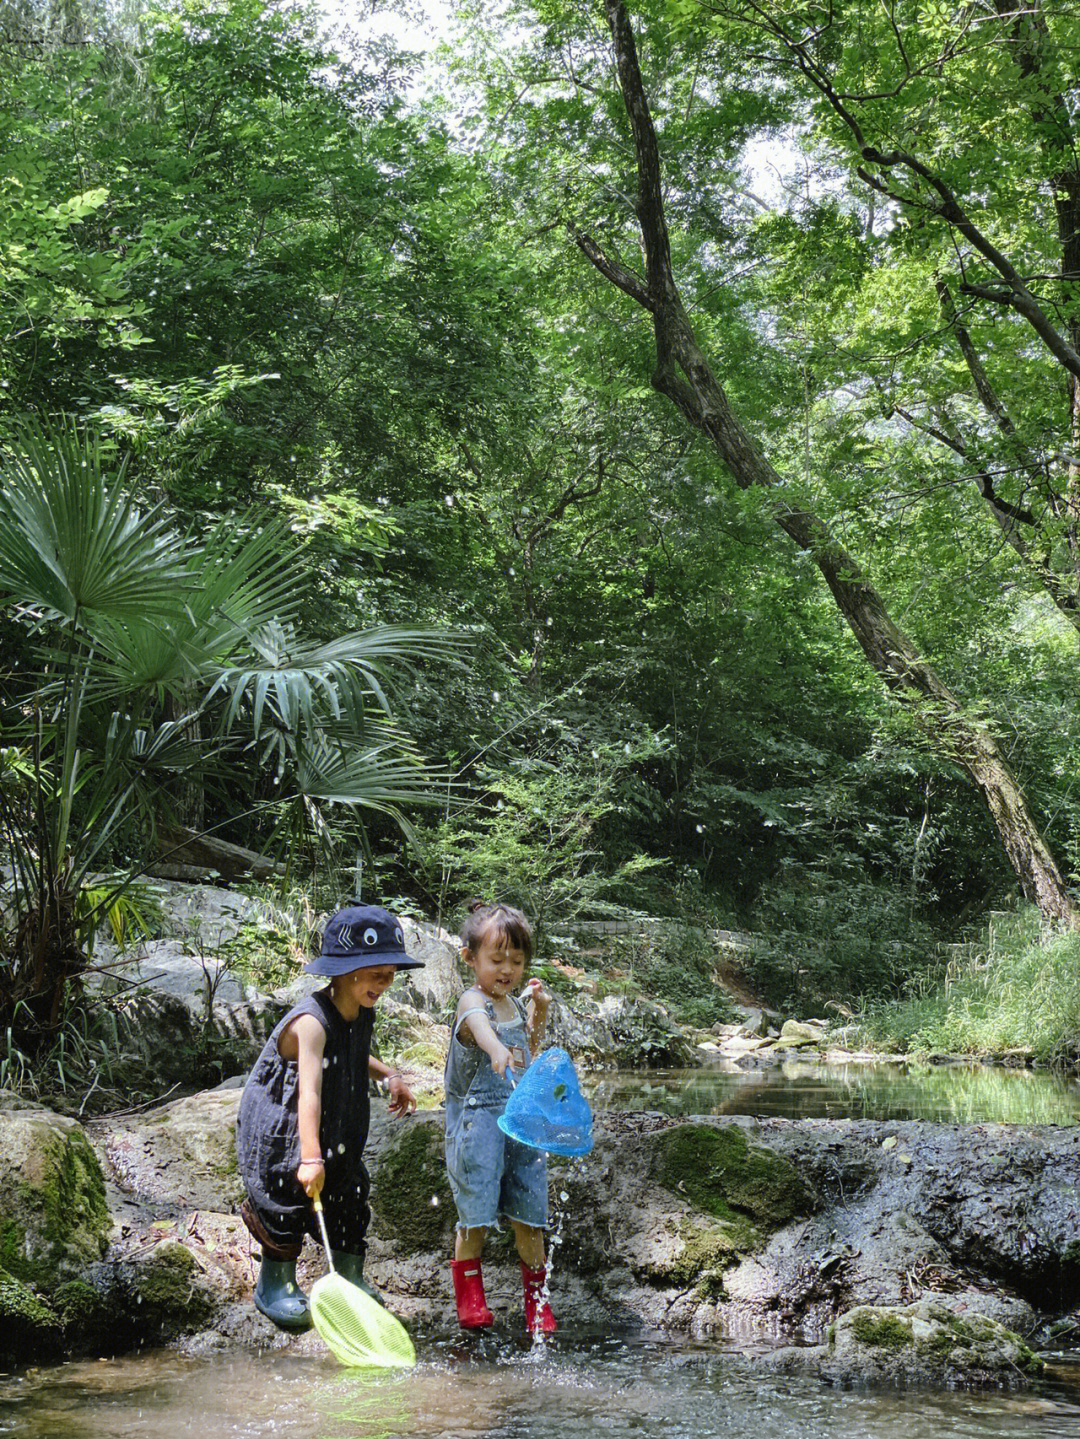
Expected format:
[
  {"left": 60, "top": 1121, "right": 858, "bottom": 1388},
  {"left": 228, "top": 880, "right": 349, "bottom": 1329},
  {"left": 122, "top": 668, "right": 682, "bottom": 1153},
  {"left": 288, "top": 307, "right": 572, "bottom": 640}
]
[{"left": 497, "top": 1047, "right": 593, "bottom": 1157}]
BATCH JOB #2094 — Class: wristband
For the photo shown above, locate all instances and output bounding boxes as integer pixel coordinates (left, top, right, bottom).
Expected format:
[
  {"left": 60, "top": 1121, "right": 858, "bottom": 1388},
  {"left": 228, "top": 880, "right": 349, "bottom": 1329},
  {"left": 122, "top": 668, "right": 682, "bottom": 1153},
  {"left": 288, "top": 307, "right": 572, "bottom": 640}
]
[{"left": 300, "top": 1155, "right": 324, "bottom": 1165}]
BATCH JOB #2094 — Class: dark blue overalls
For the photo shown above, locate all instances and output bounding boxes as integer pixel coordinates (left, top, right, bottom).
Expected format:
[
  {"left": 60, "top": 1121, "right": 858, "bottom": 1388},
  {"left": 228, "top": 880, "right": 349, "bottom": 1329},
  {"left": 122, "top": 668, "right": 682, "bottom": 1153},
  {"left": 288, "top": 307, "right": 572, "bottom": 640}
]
[{"left": 237, "top": 988, "right": 372, "bottom": 1255}]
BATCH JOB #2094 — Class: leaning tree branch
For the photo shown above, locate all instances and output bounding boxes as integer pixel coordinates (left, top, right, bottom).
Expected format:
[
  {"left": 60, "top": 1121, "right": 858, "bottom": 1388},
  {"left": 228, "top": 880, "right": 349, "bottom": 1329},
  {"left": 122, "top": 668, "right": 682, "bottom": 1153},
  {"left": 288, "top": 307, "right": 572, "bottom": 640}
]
[
  {"left": 889, "top": 403, "right": 1079, "bottom": 616},
  {"left": 565, "top": 223, "right": 654, "bottom": 310},
  {"left": 939, "top": 269, "right": 1080, "bottom": 589}
]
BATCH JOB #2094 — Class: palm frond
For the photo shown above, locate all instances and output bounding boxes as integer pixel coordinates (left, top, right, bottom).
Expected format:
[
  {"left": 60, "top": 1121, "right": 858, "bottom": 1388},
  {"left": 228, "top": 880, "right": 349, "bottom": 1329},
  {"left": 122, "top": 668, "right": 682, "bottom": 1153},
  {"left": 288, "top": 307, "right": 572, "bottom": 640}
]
[
  {"left": 88, "top": 514, "right": 308, "bottom": 691},
  {"left": 297, "top": 735, "right": 450, "bottom": 814},
  {"left": 0, "top": 420, "right": 190, "bottom": 628},
  {"left": 69, "top": 713, "right": 214, "bottom": 880},
  {"left": 209, "top": 624, "right": 469, "bottom": 742}
]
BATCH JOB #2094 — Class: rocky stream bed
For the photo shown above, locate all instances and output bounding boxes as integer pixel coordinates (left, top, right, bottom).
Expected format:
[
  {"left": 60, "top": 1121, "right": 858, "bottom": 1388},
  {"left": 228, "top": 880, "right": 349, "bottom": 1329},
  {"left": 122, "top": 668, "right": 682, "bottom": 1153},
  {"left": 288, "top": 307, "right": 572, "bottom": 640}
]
[{"left": 1, "top": 883, "right": 1078, "bottom": 1389}]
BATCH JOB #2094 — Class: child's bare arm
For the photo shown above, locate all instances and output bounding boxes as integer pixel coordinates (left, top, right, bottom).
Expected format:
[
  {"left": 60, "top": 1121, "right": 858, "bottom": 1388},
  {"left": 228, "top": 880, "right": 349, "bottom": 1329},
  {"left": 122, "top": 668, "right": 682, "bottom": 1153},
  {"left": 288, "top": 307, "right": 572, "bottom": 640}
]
[
  {"left": 456, "top": 991, "right": 513, "bottom": 1075},
  {"left": 521, "top": 977, "right": 552, "bottom": 1054},
  {"left": 279, "top": 1013, "right": 327, "bottom": 1197}
]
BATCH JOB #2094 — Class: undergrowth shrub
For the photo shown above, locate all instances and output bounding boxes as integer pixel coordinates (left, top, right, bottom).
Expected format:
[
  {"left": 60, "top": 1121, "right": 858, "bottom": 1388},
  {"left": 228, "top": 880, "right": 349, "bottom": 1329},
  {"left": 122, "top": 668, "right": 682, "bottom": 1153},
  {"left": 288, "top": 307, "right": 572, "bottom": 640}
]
[
  {"left": 217, "top": 891, "right": 322, "bottom": 992},
  {"left": 606, "top": 923, "right": 737, "bottom": 1029},
  {"left": 747, "top": 858, "right": 941, "bottom": 1008},
  {"left": 854, "top": 908, "right": 1080, "bottom": 1065}
]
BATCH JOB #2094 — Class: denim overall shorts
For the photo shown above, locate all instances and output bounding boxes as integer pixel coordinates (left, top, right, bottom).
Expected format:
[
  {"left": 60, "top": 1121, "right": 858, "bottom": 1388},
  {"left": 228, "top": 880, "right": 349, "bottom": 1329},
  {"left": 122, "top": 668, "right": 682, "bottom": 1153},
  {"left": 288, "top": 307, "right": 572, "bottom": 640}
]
[{"left": 444, "top": 995, "right": 549, "bottom": 1231}]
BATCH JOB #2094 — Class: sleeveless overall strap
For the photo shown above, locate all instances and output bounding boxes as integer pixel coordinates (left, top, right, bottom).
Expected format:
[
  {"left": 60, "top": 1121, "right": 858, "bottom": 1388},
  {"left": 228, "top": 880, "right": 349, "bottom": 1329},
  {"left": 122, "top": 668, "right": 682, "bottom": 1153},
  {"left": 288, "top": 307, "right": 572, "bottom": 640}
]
[
  {"left": 451, "top": 994, "right": 528, "bottom": 1043},
  {"left": 451, "top": 1003, "right": 493, "bottom": 1044}
]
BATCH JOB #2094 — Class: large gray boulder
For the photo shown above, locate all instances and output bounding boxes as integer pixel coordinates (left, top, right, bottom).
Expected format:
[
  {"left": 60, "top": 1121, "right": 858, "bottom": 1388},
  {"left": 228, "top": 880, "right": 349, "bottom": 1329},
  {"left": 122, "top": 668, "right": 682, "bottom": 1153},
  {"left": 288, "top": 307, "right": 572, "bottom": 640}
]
[
  {"left": 776, "top": 1019, "right": 827, "bottom": 1049},
  {"left": 0, "top": 1096, "right": 111, "bottom": 1280},
  {"left": 88, "top": 939, "right": 260, "bottom": 1013},
  {"left": 547, "top": 992, "right": 697, "bottom": 1066},
  {"left": 399, "top": 918, "right": 464, "bottom": 1014},
  {"left": 85, "top": 885, "right": 672, "bottom": 1091},
  {"left": 0, "top": 1097, "right": 112, "bottom": 1361}
]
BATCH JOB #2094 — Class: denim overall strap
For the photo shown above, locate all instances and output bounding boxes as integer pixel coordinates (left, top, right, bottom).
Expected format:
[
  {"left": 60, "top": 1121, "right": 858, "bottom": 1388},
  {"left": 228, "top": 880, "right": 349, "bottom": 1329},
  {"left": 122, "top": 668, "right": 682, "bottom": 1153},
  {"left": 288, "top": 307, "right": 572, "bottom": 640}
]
[
  {"left": 450, "top": 1005, "right": 493, "bottom": 1044},
  {"left": 468, "top": 998, "right": 529, "bottom": 1108},
  {"left": 446, "top": 995, "right": 531, "bottom": 1108}
]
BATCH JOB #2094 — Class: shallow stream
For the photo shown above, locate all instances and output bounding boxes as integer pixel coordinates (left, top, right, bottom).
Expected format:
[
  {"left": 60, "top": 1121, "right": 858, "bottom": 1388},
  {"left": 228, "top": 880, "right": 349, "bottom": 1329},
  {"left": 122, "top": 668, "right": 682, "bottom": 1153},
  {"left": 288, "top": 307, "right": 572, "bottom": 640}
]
[
  {"left": 587, "top": 1060, "right": 1080, "bottom": 1125},
  {"left": 3, "top": 1332, "right": 1080, "bottom": 1439},
  {"left": 6, "top": 1062, "right": 1080, "bottom": 1435}
]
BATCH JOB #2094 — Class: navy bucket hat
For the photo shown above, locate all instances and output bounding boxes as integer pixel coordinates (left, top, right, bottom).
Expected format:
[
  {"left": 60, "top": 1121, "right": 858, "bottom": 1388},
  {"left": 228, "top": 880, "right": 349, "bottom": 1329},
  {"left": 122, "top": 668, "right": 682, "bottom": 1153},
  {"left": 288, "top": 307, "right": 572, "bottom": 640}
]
[{"left": 304, "top": 903, "right": 425, "bottom": 976}]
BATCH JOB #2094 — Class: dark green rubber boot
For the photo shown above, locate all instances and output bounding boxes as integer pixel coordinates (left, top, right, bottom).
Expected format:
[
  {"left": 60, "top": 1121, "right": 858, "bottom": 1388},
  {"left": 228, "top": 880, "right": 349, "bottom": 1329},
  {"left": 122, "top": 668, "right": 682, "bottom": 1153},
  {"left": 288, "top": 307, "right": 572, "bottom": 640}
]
[
  {"left": 332, "top": 1250, "right": 379, "bottom": 1300},
  {"left": 254, "top": 1257, "right": 312, "bottom": 1332}
]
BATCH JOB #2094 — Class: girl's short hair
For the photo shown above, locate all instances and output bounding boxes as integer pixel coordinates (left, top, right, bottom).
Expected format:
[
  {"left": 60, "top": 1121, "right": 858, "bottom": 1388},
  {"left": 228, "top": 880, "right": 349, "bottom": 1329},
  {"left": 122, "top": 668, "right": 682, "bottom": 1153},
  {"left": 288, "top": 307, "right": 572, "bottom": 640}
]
[{"left": 460, "top": 900, "right": 534, "bottom": 963}]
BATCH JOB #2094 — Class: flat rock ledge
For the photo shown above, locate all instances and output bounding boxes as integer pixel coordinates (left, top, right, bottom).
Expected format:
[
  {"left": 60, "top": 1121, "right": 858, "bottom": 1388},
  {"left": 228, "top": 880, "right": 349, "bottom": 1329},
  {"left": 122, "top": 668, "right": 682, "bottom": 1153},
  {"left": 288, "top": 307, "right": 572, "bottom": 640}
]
[{"left": 2, "top": 1091, "right": 1078, "bottom": 1389}]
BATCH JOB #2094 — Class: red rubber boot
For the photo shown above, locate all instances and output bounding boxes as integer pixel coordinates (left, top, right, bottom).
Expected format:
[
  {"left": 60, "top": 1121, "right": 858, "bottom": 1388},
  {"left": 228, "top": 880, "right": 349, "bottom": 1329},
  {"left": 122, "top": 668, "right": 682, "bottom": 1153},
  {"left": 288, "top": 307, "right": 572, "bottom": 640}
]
[
  {"left": 451, "top": 1258, "right": 493, "bottom": 1328},
  {"left": 521, "top": 1262, "right": 558, "bottom": 1335}
]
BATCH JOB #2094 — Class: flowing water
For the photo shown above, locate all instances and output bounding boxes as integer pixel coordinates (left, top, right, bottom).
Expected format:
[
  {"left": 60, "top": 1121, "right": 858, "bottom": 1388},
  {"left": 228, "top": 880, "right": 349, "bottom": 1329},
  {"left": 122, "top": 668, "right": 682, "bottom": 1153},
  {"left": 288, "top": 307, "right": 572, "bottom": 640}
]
[
  {"left": 2, "top": 1333, "right": 1080, "bottom": 1439},
  {"left": 586, "top": 1060, "right": 1080, "bottom": 1125}
]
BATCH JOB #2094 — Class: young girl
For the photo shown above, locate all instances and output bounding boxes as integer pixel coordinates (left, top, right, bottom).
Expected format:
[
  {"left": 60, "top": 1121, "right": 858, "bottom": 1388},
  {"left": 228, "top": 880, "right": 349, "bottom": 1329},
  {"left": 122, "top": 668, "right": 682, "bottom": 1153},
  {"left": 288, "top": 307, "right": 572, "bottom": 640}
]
[
  {"left": 236, "top": 903, "right": 422, "bottom": 1332},
  {"left": 444, "top": 900, "right": 556, "bottom": 1333}
]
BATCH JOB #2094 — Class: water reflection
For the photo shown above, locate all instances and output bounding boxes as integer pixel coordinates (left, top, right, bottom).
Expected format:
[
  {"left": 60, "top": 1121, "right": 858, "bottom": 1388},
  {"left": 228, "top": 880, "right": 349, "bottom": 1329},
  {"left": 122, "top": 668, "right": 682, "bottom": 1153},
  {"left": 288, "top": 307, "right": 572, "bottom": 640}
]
[
  {"left": 585, "top": 1061, "right": 1080, "bottom": 1125},
  {"left": 2, "top": 1333, "right": 1079, "bottom": 1439}
]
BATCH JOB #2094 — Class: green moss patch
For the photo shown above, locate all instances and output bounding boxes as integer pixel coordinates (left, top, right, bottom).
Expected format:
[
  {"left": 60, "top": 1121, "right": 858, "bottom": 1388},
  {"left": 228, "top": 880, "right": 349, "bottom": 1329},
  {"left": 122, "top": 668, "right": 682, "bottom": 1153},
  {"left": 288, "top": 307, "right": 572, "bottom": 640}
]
[
  {"left": 0, "top": 1218, "right": 25, "bottom": 1278},
  {"left": 666, "top": 1219, "right": 741, "bottom": 1298},
  {"left": 652, "top": 1123, "right": 812, "bottom": 1230},
  {"left": 647, "top": 1124, "right": 812, "bottom": 1292},
  {"left": 36, "top": 1124, "right": 110, "bottom": 1260},
  {"left": 3, "top": 1119, "right": 110, "bottom": 1283},
  {"left": 371, "top": 1123, "right": 455, "bottom": 1254},
  {"left": 916, "top": 1306, "right": 1043, "bottom": 1375},
  {"left": 849, "top": 1309, "right": 914, "bottom": 1349},
  {"left": 52, "top": 1278, "right": 108, "bottom": 1330},
  {"left": 0, "top": 1265, "right": 63, "bottom": 1358}
]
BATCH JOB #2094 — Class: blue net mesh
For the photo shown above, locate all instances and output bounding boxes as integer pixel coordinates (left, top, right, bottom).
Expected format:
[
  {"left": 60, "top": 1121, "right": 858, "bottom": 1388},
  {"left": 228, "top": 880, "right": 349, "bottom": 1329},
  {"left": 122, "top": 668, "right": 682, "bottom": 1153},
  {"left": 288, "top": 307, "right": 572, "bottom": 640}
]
[{"left": 497, "top": 1047, "right": 594, "bottom": 1157}]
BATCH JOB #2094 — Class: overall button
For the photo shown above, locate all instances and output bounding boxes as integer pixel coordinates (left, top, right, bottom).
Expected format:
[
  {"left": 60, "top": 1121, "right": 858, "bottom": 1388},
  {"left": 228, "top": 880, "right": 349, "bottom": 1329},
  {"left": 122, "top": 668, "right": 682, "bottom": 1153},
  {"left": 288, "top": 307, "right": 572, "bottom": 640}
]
[{"left": 467, "top": 1097, "right": 477, "bottom": 1108}]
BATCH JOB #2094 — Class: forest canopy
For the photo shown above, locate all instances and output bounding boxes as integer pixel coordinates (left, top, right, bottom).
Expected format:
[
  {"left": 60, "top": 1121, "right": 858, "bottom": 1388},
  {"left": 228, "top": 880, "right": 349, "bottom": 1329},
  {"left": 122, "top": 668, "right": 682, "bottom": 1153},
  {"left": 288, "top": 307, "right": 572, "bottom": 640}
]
[{"left": 3, "top": 0, "right": 1080, "bottom": 1017}]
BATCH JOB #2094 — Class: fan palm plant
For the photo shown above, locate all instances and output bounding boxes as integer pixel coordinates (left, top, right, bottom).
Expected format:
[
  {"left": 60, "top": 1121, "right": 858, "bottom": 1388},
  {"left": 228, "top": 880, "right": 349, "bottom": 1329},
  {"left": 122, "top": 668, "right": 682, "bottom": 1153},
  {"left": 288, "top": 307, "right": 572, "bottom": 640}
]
[{"left": 0, "top": 420, "right": 462, "bottom": 1052}]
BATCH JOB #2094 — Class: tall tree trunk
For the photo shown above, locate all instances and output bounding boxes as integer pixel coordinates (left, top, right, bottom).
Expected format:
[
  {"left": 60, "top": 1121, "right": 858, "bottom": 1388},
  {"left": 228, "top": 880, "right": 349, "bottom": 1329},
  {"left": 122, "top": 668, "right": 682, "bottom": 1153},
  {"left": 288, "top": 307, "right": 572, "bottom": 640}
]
[{"left": 571, "top": 0, "right": 1077, "bottom": 925}]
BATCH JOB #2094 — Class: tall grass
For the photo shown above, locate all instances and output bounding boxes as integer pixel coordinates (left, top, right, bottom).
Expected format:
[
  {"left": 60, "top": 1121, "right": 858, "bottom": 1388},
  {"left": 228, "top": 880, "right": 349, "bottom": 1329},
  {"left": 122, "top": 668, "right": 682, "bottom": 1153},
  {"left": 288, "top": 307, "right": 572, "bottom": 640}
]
[{"left": 854, "top": 909, "right": 1080, "bottom": 1066}]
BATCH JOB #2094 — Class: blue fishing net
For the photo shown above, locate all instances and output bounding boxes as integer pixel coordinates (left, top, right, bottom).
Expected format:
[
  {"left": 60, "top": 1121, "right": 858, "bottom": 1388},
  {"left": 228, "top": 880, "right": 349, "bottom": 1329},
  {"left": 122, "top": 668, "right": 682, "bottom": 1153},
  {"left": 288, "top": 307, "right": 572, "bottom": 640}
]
[{"left": 498, "top": 1047, "right": 594, "bottom": 1157}]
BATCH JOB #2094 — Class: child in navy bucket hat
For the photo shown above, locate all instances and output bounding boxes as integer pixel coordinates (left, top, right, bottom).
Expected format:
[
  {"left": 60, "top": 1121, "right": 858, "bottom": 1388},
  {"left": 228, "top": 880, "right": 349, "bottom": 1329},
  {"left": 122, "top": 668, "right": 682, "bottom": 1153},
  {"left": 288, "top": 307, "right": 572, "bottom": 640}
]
[{"left": 236, "top": 904, "right": 423, "bottom": 1332}]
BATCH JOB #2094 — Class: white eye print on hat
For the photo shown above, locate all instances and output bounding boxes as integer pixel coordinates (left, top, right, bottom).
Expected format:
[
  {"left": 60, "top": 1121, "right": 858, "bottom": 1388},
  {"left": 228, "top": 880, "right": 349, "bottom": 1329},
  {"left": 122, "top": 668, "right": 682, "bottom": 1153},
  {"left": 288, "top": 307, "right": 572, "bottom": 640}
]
[
  {"left": 363, "top": 927, "right": 379, "bottom": 946},
  {"left": 394, "top": 926, "right": 403, "bottom": 945}
]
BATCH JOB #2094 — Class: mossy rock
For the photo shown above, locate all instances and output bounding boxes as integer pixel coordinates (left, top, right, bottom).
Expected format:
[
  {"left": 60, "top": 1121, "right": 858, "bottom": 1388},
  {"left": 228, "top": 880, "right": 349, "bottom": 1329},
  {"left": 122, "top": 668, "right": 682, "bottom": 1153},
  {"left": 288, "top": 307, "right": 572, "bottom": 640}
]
[
  {"left": 52, "top": 1277, "right": 110, "bottom": 1331},
  {"left": 652, "top": 1123, "right": 813, "bottom": 1231},
  {"left": 129, "top": 1239, "right": 216, "bottom": 1335},
  {"left": 828, "top": 1302, "right": 1043, "bottom": 1387},
  {"left": 0, "top": 1109, "right": 110, "bottom": 1284},
  {"left": 645, "top": 1124, "right": 812, "bottom": 1292},
  {"left": 776, "top": 1020, "right": 826, "bottom": 1049},
  {"left": 0, "top": 1265, "right": 63, "bottom": 1360},
  {"left": 915, "top": 1305, "right": 1043, "bottom": 1376},
  {"left": 665, "top": 1218, "right": 742, "bottom": 1298},
  {"left": 370, "top": 1121, "right": 455, "bottom": 1254}
]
